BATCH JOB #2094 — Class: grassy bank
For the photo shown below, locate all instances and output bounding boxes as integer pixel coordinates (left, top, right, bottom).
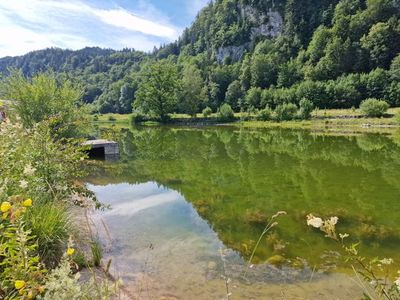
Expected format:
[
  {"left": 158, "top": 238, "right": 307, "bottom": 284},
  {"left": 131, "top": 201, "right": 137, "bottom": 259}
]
[{"left": 93, "top": 108, "right": 400, "bottom": 134}]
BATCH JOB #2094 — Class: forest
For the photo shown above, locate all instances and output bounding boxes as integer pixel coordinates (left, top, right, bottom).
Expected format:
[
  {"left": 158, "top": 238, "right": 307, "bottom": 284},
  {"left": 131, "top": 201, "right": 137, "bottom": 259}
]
[{"left": 0, "top": 0, "right": 399, "bottom": 117}]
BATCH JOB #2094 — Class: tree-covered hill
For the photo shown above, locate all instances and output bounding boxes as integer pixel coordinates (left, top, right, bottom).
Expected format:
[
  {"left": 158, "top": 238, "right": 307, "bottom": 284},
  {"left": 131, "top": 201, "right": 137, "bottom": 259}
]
[{"left": 1, "top": 0, "right": 400, "bottom": 115}]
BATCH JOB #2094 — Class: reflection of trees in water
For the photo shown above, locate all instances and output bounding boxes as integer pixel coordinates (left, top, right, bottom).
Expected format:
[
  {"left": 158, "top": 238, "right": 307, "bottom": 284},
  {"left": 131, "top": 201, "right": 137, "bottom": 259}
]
[{"left": 99, "top": 127, "right": 400, "bottom": 265}]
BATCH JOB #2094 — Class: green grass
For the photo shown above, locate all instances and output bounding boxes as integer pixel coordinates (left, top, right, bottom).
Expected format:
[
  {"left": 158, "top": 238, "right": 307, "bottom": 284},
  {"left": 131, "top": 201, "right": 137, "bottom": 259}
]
[
  {"left": 92, "top": 108, "right": 400, "bottom": 134},
  {"left": 24, "top": 202, "right": 71, "bottom": 267}
]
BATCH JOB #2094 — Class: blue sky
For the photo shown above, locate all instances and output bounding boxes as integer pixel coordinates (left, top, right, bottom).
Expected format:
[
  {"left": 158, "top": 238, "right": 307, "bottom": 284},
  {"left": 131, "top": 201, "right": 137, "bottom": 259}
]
[{"left": 0, "top": 0, "right": 209, "bottom": 58}]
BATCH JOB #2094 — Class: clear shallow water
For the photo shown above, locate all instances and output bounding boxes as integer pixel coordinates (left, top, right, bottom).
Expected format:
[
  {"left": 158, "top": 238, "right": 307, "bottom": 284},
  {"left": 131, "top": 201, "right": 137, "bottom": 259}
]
[{"left": 86, "top": 126, "right": 400, "bottom": 299}]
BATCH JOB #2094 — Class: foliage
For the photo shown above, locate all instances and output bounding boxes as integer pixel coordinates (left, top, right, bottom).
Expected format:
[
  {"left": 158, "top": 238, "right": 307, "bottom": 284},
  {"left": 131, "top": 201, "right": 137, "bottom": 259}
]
[
  {"left": 0, "top": 70, "right": 88, "bottom": 138},
  {"left": 217, "top": 103, "right": 235, "bottom": 122},
  {"left": 256, "top": 106, "right": 273, "bottom": 121},
  {"left": 178, "top": 64, "right": 206, "bottom": 116},
  {"left": 297, "top": 98, "right": 314, "bottom": 119},
  {"left": 0, "top": 196, "right": 46, "bottom": 299},
  {"left": 360, "top": 98, "right": 390, "bottom": 117},
  {"left": 24, "top": 203, "right": 70, "bottom": 268},
  {"left": 0, "top": 121, "right": 88, "bottom": 204},
  {"left": 307, "top": 214, "right": 400, "bottom": 300},
  {"left": 275, "top": 103, "right": 298, "bottom": 121},
  {"left": 134, "top": 60, "right": 179, "bottom": 121},
  {"left": 202, "top": 106, "right": 213, "bottom": 117}
]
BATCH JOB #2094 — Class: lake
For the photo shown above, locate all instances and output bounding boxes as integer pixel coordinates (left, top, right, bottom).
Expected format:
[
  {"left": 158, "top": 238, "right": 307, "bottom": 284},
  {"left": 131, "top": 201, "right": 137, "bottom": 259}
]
[{"left": 86, "top": 126, "right": 400, "bottom": 299}]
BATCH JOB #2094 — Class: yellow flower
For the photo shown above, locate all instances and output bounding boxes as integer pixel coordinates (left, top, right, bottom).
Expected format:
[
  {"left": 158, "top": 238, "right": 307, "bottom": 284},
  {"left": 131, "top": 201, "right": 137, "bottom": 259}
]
[
  {"left": 15, "top": 280, "right": 26, "bottom": 290},
  {"left": 67, "top": 248, "right": 75, "bottom": 256},
  {"left": 23, "top": 198, "right": 33, "bottom": 207},
  {"left": 27, "top": 290, "right": 33, "bottom": 299},
  {"left": 1, "top": 201, "right": 11, "bottom": 213}
]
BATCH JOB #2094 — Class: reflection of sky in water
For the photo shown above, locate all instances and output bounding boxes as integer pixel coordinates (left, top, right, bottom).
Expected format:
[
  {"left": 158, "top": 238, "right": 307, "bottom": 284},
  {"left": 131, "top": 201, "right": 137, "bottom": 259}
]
[
  {"left": 87, "top": 182, "right": 231, "bottom": 277},
  {"left": 86, "top": 178, "right": 361, "bottom": 298}
]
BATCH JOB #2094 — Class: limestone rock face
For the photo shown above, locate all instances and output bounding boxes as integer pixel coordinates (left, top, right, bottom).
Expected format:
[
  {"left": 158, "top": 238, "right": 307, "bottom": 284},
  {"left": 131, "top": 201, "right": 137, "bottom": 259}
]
[
  {"left": 216, "top": 44, "right": 249, "bottom": 63},
  {"left": 216, "top": 6, "right": 283, "bottom": 63},
  {"left": 251, "top": 10, "right": 283, "bottom": 39}
]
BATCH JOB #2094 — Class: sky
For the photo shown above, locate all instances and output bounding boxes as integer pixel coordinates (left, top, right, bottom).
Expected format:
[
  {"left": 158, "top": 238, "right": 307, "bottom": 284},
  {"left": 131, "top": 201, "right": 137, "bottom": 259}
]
[{"left": 0, "top": 0, "right": 209, "bottom": 58}]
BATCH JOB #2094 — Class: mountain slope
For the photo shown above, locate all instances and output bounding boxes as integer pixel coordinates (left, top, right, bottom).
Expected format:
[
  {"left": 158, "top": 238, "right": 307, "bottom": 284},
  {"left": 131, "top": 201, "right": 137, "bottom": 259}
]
[{"left": 1, "top": 0, "right": 400, "bottom": 114}]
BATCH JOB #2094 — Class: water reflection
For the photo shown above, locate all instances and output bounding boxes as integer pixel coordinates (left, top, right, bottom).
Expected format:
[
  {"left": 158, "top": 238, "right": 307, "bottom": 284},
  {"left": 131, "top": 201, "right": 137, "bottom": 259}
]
[
  {"left": 88, "top": 181, "right": 361, "bottom": 299},
  {"left": 86, "top": 127, "right": 400, "bottom": 281}
]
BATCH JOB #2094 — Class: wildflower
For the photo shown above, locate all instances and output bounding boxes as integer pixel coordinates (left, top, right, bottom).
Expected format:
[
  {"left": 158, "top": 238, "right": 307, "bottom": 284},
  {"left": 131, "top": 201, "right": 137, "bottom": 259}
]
[
  {"left": 23, "top": 164, "right": 36, "bottom": 176},
  {"left": 15, "top": 280, "right": 26, "bottom": 290},
  {"left": 328, "top": 216, "right": 338, "bottom": 225},
  {"left": 23, "top": 198, "right": 33, "bottom": 207},
  {"left": 38, "top": 286, "right": 45, "bottom": 294},
  {"left": 27, "top": 291, "right": 33, "bottom": 299},
  {"left": 380, "top": 258, "right": 393, "bottom": 265},
  {"left": 307, "top": 214, "right": 323, "bottom": 228},
  {"left": 19, "top": 180, "right": 28, "bottom": 189},
  {"left": 1, "top": 201, "right": 11, "bottom": 213},
  {"left": 67, "top": 247, "right": 75, "bottom": 256},
  {"left": 395, "top": 276, "right": 400, "bottom": 290},
  {"left": 339, "top": 233, "right": 349, "bottom": 240},
  {"left": 272, "top": 211, "right": 287, "bottom": 219}
]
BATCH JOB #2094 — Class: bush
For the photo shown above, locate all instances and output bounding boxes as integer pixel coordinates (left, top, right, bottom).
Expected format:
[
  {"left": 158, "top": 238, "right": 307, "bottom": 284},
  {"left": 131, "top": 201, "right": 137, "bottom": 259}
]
[
  {"left": 359, "top": 98, "right": 389, "bottom": 117},
  {"left": 129, "top": 112, "right": 162, "bottom": 124},
  {"left": 0, "top": 69, "right": 88, "bottom": 138},
  {"left": 275, "top": 103, "right": 298, "bottom": 121},
  {"left": 217, "top": 103, "right": 235, "bottom": 122},
  {"left": 202, "top": 107, "right": 213, "bottom": 117},
  {"left": 256, "top": 106, "right": 273, "bottom": 121},
  {"left": 107, "top": 115, "right": 116, "bottom": 121},
  {"left": 298, "top": 98, "right": 314, "bottom": 120}
]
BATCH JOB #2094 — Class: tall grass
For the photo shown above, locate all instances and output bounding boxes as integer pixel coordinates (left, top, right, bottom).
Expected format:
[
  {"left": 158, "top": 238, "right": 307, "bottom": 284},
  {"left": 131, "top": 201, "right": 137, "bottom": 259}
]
[{"left": 24, "top": 202, "right": 70, "bottom": 267}]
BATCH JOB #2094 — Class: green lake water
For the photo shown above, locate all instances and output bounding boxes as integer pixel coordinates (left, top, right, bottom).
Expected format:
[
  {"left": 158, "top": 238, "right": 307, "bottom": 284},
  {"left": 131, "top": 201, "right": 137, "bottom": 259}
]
[{"left": 86, "top": 126, "right": 400, "bottom": 299}]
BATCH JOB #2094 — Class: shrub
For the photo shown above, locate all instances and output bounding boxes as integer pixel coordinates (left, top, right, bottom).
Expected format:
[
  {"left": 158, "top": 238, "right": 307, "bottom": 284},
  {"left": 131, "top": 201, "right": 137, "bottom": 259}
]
[
  {"left": 0, "top": 121, "right": 88, "bottom": 204},
  {"left": 360, "top": 98, "right": 389, "bottom": 117},
  {"left": 0, "top": 69, "right": 88, "bottom": 138},
  {"left": 275, "top": 103, "right": 298, "bottom": 121},
  {"left": 256, "top": 106, "right": 273, "bottom": 121},
  {"left": 129, "top": 112, "right": 162, "bottom": 124},
  {"left": 202, "top": 106, "right": 213, "bottom": 117},
  {"left": 298, "top": 98, "right": 314, "bottom": 120},
  {"left": 217, "top": 103, "right": 235, "bottom": 122},
  {"left": 107, "top": 115, "right": 116, "bottom": 121}
]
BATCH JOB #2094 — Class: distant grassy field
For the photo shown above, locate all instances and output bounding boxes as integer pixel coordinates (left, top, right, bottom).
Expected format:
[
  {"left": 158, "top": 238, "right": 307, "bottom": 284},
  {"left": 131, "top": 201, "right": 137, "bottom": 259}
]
[{"left": 93, "top": 108, "right": 400, "bottom": 134}]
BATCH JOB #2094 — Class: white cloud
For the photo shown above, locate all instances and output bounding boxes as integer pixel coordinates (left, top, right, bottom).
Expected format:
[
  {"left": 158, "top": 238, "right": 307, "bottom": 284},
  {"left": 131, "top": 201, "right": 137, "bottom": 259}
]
[
  {"left": 0, "top": 0, "right": 180, "bottom": 57},
  {"left": 93, "top": 8, "right": 178, "bottom": 40}
]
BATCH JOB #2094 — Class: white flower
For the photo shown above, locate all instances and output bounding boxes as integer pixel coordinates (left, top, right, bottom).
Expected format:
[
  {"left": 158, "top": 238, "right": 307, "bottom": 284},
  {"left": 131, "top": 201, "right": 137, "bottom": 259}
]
[
  {"left": 328, "top": 216, "right": 339, "bottom": 225},
  {"left": 23, "top": 164, "right": 36, "bottom": 176},
  {"left": 307, "top": 215, "right": 323, "bottom": 228},
  {"left": 339, "top": 233, "right": 349, "bottom": 239},
  {"left": 380, "top": 258, "right": 393, "bottom": 265},
  {"left": 19, "top": 180, "right": 28, "bottom": 189},
  {"left": 395, "top": 277, "right": 400, "bottom": 290}
]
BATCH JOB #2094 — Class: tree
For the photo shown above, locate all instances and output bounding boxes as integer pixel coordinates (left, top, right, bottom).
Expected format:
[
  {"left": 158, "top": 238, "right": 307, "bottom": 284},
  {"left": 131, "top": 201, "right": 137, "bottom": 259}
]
[
  {"left": 245, "top": 87, "right": 262, "bottom": 109},
  {"left": 225, "top": 80, "right": 244, "bottom": 110},
  {"left": 118, "top": 83, "right": 134, "bottom": 114},
  {"left": 251, "top": 54, "right": 278, "bottom": 88},
  {"left": 135, "top": 60, "right": 179, "bottom": 120},
  {"left": 179, "top": 64, "right": 206, "bottom": 117},
  {"left": 361, "top": 21, "right": 400, "bottom": 69}
]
